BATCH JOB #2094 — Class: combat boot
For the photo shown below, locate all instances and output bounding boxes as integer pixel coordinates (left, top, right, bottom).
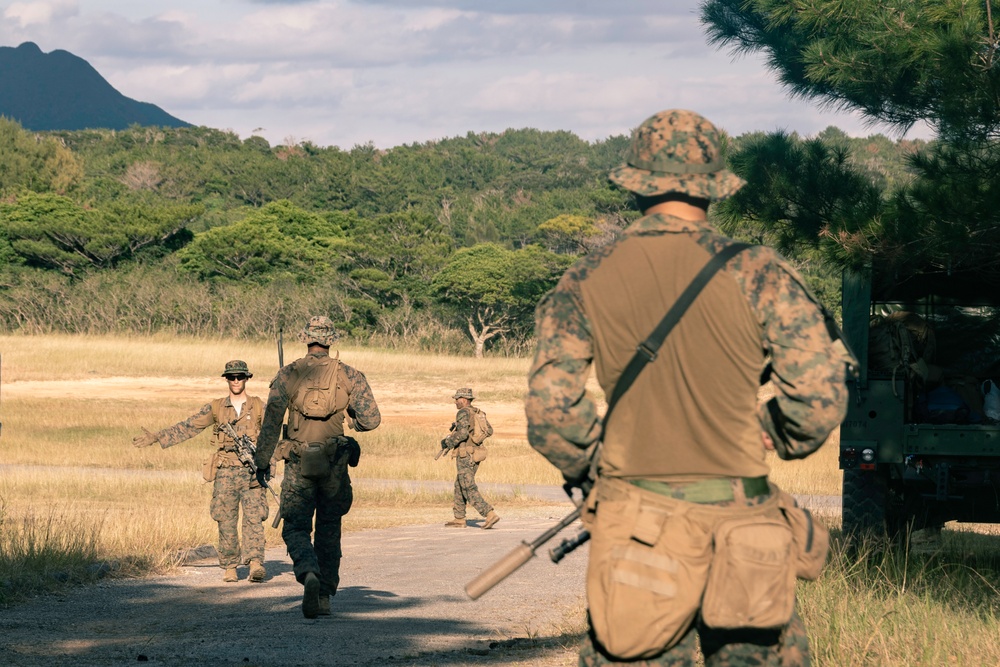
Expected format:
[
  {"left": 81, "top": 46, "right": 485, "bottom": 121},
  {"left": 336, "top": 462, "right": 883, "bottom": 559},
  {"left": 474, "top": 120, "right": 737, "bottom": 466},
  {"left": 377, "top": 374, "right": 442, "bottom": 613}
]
[
  {"left": 482, "top": 510, "right": 500, "bottom": 529},
  {"left": 248, "top": 559, "right": 266, "bottom": 583},
  {"left": 223, "top": 567, "right": 238, "bottom": 583},
  {"left": 444, "top": 518, "right": 467, "bottom": 528},
  {"left": 317, "top": 595, "right": 331, "bottom": 616},
  {"left": 302, "top": 572, "right": 321, "bottom": 619}
]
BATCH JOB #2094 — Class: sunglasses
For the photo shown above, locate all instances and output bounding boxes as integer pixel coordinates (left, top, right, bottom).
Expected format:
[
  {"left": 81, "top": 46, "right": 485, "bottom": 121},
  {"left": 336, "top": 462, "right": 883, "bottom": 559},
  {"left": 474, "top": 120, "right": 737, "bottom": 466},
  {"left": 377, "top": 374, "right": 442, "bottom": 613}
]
[{"left": 225, "top": 375, "right": 248, "bottom": 381}]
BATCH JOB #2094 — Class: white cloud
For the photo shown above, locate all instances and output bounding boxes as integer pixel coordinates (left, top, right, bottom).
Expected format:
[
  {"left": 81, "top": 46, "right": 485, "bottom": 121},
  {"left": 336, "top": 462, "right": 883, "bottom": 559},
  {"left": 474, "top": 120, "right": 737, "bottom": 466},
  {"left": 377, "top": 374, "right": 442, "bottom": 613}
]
[{"left": 3, "top": 1, "right": 78, "bottom": 27}]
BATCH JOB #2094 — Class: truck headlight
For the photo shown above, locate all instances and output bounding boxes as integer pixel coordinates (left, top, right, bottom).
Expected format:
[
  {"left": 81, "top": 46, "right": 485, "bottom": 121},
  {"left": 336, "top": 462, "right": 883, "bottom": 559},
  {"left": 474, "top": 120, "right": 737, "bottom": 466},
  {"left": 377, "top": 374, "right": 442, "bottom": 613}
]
[{"left": 861, "top": 448, "right": 876, "bottom": 463}]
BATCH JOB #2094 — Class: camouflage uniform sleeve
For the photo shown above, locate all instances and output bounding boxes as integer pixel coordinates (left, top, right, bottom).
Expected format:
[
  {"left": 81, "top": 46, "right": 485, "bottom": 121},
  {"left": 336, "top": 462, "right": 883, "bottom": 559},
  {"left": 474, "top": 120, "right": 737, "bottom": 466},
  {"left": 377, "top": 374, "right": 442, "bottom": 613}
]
[
  {"left": 253, "top": 369, "right": 292, "bottom": 469},
  {"left": 740, "top": 248, "right": 852, "bottom": 460},
  {"left": 155, "top": 404, "right": 215, "bottom": 449},
  {"left": 443, "top": 407, "right": 472, "bottom": 448},
  {"left": 525, "top": 279, "right": 603, "bottom": 482},
  {"left": 343, "top": 364, "right": 381, "bottom": 432}
]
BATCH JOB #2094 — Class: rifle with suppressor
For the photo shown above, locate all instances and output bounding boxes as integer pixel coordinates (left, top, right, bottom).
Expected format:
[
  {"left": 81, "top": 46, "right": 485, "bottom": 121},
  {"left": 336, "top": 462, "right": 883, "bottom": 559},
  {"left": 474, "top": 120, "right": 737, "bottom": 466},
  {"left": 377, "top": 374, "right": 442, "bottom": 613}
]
[
  {"left": 219, "top": 420, "right": 282, "bottom": 529},
  {"left": 464, "top": 244, "right": 751, "bottom": 600}
]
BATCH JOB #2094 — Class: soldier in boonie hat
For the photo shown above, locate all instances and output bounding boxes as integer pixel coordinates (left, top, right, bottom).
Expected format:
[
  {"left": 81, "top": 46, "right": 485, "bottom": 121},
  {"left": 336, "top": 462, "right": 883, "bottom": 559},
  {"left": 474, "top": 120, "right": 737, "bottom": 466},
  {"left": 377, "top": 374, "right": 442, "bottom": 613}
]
[
  {"left": 608, "top": 109, "right": 745, "bottom": 201},
  {"left": 452, "top": 388, "right": 475, "bottom": 400},
  {"left": 221, "top": 360, "right": 253, "bottom": 379},
  {"left": 297, "top": 315, "right": 339, "bottom": 347}
]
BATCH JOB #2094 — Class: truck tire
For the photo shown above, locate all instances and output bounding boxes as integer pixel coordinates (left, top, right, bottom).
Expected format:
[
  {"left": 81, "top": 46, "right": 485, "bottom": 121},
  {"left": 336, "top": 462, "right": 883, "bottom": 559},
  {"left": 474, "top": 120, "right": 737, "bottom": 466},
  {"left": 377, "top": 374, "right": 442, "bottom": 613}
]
[{"left": 841, "top": 468, "right": 904, "bottom": 542}]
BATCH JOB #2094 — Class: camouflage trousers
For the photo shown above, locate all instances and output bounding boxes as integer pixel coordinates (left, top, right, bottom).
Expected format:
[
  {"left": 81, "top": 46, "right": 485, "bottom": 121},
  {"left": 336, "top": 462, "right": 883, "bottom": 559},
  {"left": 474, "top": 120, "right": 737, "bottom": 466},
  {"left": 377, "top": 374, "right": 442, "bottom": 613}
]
[
  {"left": 578, "top": 608, "right": 810, "bottom": 666},
  {"left": 209, "top": 465, "right": 269, "bottom": 568},
  {"left": 453, "top": 453, "right": 492, "bottom": 519},
  {"left": 280, "top": 455, "right": 353, "bottom": 596}
]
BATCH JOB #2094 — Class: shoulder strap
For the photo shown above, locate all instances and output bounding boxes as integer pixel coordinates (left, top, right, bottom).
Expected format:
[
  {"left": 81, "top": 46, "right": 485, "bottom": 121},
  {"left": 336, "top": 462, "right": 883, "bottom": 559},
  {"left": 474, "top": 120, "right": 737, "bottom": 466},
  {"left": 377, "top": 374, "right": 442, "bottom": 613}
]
[{"left": 603, "top": 242, "right": 751, "bottom": 427}]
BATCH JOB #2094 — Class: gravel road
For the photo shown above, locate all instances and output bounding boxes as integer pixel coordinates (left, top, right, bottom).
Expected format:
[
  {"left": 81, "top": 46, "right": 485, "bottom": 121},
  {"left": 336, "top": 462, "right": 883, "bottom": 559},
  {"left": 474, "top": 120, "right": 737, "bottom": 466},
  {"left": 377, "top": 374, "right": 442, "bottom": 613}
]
[
  {"left": 0, "top": 512, "right": 589, "bottom": 667},
  {"left": 0, "top": 484, "right": 840, "bottom": 667}
]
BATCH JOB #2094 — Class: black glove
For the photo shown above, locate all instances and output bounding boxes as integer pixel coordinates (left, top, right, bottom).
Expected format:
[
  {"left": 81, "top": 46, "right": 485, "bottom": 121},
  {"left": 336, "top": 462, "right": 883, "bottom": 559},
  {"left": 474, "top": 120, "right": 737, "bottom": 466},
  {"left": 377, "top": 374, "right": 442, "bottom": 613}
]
[
  {"left": 440, "top": 439, "right": 449, "bottom": 449},
  {"left": 255, "top": 466, "right": 271, "bottom": 488},
  {"left": 562, "top": 471, "right": 594, "bottom": 501}
]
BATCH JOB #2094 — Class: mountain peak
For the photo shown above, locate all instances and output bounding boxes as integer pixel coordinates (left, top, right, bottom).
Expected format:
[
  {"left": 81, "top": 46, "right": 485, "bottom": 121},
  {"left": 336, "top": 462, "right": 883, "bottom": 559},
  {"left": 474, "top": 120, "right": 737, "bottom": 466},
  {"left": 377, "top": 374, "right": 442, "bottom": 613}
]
[{"left": 0, "top": 42, "right": 191, "bottom": 132}]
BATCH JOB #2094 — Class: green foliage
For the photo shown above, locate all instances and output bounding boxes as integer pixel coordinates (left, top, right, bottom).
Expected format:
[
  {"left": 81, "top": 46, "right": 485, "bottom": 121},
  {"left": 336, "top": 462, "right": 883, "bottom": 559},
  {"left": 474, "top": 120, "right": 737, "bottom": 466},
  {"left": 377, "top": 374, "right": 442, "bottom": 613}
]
[
  {"left": 176, "top": 200, "right": 345, "bottom": 283},
  {"left": 0, "top": 117, "right": 83, "bottom": 194},
  {"left": 432, "top": 243, "right": 571, "bottom": 332},
  {"left": 0, "top": 191, "right": 198, "bottom": 278},
  {"left": 702, "top": 0, "right": 1000, "bottom": 283}
]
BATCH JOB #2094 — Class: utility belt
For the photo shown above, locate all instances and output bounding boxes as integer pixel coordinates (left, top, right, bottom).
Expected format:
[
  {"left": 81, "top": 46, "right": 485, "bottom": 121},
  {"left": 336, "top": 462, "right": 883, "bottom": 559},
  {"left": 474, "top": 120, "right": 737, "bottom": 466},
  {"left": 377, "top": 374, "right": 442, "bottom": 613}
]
[
  {"left": 201, "top": 450, "right": 244, "bottom": 483},
  {"left": 285, "top": 436, "right": 361, "bottom": 479},
  {"left": 628, "top": 475, "right": 769, "bottom": 505},
  {"left": 586, "top": 476, "right": 829, "bottom": 660}
]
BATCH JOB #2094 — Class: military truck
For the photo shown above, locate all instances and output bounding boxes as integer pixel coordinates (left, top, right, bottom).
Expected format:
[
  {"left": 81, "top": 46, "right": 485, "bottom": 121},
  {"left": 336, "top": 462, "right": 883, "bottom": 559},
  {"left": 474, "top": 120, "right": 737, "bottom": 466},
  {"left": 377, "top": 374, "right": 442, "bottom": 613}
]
[{"left": 839, "top": 266, "right": 1000, "bottom": 540}]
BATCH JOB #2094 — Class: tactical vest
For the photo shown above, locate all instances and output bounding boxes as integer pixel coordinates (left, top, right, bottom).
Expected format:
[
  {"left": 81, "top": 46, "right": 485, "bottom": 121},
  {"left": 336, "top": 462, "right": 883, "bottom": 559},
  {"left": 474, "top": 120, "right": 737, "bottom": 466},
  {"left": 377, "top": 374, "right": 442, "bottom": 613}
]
[
  {"left": 208, "top": 395, "right": 263, "bottom": 468},
  {"left": 286, "top": 352, "right": 351, "bottom": 444}
]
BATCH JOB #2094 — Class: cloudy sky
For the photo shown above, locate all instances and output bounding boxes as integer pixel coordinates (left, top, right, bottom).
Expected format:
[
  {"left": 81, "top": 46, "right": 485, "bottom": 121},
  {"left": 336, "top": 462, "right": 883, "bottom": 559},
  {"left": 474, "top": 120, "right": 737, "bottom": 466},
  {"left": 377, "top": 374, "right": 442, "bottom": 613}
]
[{"left": 1, "top": 0, "right": 934, "bottom": 149}]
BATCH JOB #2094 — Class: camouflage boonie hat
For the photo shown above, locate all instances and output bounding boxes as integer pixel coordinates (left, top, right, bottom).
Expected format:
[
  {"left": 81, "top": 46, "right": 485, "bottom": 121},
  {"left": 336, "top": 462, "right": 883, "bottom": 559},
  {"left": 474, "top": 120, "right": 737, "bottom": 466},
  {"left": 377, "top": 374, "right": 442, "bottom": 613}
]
[
  {"left": 452, "top": 388, "right": 475, "bottom": 400},
  {"left": 221, "top": 360, "right": 252, "bottom": 378},
  {"left": 608, "top": 109, "right": 745, "bottom": 201},
  {"left": 298, "top": 315, "right": 339, "bottom": 346}
]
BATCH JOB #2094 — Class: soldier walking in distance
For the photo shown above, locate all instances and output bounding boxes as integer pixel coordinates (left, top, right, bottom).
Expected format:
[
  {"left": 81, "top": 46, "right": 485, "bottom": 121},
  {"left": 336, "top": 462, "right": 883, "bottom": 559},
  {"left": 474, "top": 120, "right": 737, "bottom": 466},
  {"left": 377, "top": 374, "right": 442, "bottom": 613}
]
[
  {"left": 133, "top": 360, "right": 269, "bottom": 583},
  {"left": 440, "top": 388, "right": 500, "bottom": 529},
  {"left": 525, "top": 110, "right": 855, "bottom": 666},
  {"left": 253, "top": 316, "right": 381, "bottom": 619}
]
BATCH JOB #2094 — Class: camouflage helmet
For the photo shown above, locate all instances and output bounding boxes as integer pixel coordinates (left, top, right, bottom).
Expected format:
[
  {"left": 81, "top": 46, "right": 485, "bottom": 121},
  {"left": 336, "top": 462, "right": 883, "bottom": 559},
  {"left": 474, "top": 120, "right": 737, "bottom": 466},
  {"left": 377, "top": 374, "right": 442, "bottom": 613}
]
[
  {"left": 298, "top": 315, "right": 339, "bottom": 347},
  {"left": 221, "top": 360, "right": 253, "bottom": 379},
  {"left": 608, "top": 109, "right": 745, "bottom": 201},
  {"left": 452, "top": 388, "right": 475, "bottom": 400}
]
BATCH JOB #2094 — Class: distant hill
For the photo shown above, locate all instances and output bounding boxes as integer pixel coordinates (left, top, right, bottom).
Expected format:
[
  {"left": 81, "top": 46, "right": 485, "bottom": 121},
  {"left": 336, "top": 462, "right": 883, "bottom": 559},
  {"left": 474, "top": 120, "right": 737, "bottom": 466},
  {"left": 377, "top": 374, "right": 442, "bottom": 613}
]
[{"left": 0, "top": 42, "right": 190, "bottom": 131}]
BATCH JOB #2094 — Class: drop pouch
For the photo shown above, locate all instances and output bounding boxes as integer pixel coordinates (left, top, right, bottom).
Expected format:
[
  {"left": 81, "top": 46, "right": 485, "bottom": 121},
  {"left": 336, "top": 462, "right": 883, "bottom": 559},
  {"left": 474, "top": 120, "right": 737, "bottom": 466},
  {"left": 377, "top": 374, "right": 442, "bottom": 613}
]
[
  {"left": 587, "top": 482, "right": 712, "bottom": 659},
  {"left": 471, "top": 444, "right": 488, "bottom": 462},
  {"left": 701, "top": 509, "right": 796, "bottom": 630},
  {"left": 299, "top": 442, "right": 331, "bottom": 479}
]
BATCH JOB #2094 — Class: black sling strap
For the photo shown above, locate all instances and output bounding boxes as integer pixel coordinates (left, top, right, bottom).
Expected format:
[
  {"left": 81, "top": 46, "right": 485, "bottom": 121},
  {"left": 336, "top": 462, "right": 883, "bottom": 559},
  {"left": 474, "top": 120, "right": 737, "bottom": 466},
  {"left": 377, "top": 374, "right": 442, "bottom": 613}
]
[{"left": 602, "top": 242, "right": 752, "bottom": 426}]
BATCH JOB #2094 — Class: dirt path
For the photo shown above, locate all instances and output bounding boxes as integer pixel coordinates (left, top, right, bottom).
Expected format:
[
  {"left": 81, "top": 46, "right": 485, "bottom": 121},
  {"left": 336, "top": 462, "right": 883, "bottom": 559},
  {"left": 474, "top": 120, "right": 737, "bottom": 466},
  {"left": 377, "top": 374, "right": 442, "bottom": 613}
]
[{"left": 0, "top": 513, "right": 588, "bottom": 667}]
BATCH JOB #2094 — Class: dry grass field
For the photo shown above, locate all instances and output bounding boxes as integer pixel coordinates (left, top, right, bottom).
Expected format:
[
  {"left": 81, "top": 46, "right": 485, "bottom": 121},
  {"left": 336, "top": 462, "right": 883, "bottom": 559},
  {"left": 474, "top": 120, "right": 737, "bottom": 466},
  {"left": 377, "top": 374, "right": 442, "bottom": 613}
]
[{"left": 2, "top": 334, "right": 1000, "bottom": 665}]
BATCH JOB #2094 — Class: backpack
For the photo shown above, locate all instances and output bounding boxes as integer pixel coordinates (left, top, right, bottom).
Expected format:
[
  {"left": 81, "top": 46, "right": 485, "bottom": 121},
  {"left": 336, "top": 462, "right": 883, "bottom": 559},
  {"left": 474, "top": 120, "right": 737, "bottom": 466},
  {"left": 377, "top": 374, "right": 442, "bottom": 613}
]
[
  {"left": 291, "top": 354, "right": 349, "bottom": 419},
  {"left": 469, "top": 406, "right": 492, "bottom": 445}
]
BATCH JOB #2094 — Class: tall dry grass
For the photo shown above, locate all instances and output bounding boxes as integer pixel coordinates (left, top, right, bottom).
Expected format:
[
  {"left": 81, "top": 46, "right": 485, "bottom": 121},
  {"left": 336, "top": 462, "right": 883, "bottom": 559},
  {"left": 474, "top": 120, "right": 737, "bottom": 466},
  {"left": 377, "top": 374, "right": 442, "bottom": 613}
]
[{"left": 9, "top": 334, "right": 1000, "bottom": 665}]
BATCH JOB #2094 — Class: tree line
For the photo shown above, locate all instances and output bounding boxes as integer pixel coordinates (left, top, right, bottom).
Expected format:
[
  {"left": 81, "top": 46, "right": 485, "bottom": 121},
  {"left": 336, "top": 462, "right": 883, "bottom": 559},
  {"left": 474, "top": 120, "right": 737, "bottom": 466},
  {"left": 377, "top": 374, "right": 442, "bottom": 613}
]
[{"left": 0, "top": 110, "right": 933, "bottom": 355}]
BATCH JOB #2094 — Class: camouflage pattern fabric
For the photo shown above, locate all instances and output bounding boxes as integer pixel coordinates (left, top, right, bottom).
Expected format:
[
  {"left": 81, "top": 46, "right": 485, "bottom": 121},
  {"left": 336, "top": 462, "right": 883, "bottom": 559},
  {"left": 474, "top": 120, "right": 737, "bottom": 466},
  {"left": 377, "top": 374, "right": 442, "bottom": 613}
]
[
  {"left": 252, "top": 349, "right": 380, "bottom": 596},
  {"left": 443, "top": 406, "right": 493, "bottom": 518},
  {"left": 151, "top": 395, "right": 267, "bottom": 569},
  {"left": 210, "top": 466, "right": 268, "bottom": 567},
  {"left": 280, "top": 455, "right": 353, "bottom": 596},
  {"left": 525, "top": 214, "right": 853, "bottom": 481},
  {"left": 607, "top": 109, "right": 745, "bottom": 201},
  {"left": 297, "top": 315, "right": 340, "bottom": 347},
  {"left": 526, "top": 215, "right": 850, "bottom": 660},
  {"left": 578, "top": 608, "right": 811, "bottom": 666},
  {"left": 254, "top": 352, "right": 381, "bottom": 468}
]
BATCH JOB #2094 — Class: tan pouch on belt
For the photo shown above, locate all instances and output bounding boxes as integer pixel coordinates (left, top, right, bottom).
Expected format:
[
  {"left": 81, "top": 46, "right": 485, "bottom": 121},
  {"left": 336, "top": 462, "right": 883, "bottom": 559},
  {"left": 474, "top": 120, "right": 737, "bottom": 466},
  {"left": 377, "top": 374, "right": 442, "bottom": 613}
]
[
  {"left": 776, "top": 488, "right": 830, "bottom": 581},
  {"left": 701, "top": 498, "right": 796, "bottom": 630},
  {"left": 587, "top": 479, "right": 712, "bottom": 659},
  {"left": 471, "top": 444, "right": 488, "bottom": 462},
  {"left": 202, "top": 450, "right": 219, "bottom": 483}
]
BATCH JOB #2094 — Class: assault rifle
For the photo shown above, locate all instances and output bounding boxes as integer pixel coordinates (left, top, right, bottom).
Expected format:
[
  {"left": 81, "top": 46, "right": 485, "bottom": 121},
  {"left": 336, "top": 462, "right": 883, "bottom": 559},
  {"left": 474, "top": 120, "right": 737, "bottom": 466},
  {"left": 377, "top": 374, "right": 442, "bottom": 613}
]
[{"left": 219, "top": 420, "right": 282, "bottom": 529}]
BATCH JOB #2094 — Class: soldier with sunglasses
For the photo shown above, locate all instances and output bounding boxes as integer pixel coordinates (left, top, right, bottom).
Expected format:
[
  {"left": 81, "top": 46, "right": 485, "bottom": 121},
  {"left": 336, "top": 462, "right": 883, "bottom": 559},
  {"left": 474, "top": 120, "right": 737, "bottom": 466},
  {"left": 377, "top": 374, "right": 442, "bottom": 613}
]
[{"left": 133, "top": 360, "right": 270, "bottom": 583}]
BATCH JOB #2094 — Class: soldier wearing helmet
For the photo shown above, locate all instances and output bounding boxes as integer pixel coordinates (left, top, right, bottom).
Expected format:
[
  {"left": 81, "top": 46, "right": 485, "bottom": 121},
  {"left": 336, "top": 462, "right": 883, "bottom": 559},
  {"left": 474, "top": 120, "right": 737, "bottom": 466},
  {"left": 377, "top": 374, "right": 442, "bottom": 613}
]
[
  {"left": 253, "top": 316, "right": 381, "bottom": 619},
  {"left": 439, "top": 388, "right": 499, "bottom": 529},
  {"left": 525, "top": 110, "right": 854, "bottom": 665},
  {"left": 132, "top": 360, "right": 269, "bottom": 584}
]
